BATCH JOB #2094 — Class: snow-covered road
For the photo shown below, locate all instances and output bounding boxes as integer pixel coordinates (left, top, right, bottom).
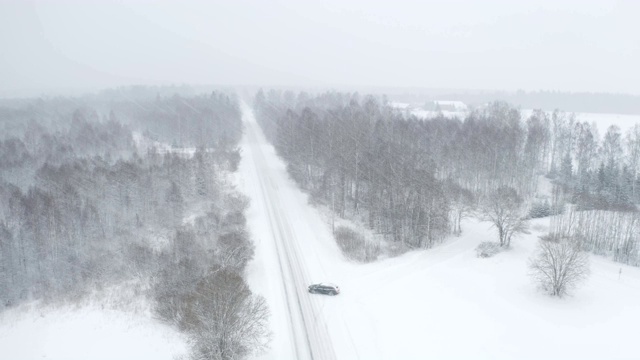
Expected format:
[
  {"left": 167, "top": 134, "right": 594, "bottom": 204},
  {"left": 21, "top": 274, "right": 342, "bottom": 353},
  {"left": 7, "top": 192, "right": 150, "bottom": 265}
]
[{"left": 239, "top": 103, "right": 363, "bottom": 359}]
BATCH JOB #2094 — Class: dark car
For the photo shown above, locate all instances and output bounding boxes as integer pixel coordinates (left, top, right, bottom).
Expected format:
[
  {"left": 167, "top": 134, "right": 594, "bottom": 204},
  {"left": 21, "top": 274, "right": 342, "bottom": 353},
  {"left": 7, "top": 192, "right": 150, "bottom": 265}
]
[{"left": 308, "top": 283, "right": 340, "bottom": 295}]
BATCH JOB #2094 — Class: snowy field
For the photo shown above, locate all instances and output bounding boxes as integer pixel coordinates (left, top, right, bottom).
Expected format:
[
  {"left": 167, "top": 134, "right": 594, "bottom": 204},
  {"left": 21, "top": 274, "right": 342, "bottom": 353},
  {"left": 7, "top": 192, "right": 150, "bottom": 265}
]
[
  {"left": 521, "top": 109, "right": 640, "bottom": 135},
  {"left": 132, "top": 131, "right": 199, "bottom": 157},
  {"left": 337, "top": 218, "right": 640, "bottom": 359},
  {"left": 0, "top": 303, "right": 187, "bottom": 360},
  {"left": 392, "top": 103, "right": 640, "bottom": 135},
  {"left": 240, "top": 103, "right": 640, "bottom": 359}
]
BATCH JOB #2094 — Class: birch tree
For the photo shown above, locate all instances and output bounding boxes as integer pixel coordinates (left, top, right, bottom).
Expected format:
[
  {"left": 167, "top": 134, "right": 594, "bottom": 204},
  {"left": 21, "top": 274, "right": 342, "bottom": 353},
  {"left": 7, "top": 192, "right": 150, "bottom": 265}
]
[{"left": 624, "top": 124, "right": 640, "bottom": 201}]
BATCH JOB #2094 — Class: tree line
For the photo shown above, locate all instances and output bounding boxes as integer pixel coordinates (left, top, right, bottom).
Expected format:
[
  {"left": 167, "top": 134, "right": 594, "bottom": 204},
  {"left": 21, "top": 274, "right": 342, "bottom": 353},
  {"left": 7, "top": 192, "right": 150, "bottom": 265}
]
[{"left": 550, "top": 208, "right": 639, "bottom": 266}]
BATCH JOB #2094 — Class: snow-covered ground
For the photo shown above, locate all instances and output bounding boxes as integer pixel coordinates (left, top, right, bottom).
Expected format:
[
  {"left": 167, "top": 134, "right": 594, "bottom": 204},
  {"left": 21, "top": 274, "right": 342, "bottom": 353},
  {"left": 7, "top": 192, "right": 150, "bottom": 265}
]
[
  {"left": 341, "top": 218, "right": 640, "bottom": 359},
  {"left": 391, "top": 101, "right": 468, "bottom": 119},
  {"left": 132, "top": 131, "right": 199, "bottom": 157},
  {"left": 0, "top": 303, "right": 187, "bottom": 360},
  {"left": 240, "top": 103, "right": 640, "bottom": 359},
  {"left": 521, "top": 110, "right": 640, "bottom": 135},
  {"left": 392, "top": 103, "right": 640, "bottom": 136}
]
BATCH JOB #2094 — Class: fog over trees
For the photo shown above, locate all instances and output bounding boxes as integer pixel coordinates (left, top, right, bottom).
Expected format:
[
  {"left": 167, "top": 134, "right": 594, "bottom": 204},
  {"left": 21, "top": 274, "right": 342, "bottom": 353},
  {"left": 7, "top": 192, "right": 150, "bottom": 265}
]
[
  {"left": 254, "top": 89, "right": 640, "bottom": 267},
  {"left": 0, "top": 88, "right": 269, "bottom": 359}
]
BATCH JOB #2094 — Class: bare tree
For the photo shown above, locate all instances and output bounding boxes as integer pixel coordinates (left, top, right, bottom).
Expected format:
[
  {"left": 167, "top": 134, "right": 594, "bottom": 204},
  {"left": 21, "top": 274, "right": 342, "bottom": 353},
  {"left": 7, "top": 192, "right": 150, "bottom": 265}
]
[
  {"left": 187, "top": 269, "right": 270, "bottom": 360},
  {"left": 529, "top": 237, "right": 590, "bottom": 297},
  {"left": 625, "top": 123, "right": 640, "bottom": 201},
  {"left": 480, "top": 186, "right": 528, "bottom": 247},
  {"left": 549, "top": 208, "right": 640, "bottom": 266},
  {"left": 447, "top": 182, "right": 476, "bottom": 236}
]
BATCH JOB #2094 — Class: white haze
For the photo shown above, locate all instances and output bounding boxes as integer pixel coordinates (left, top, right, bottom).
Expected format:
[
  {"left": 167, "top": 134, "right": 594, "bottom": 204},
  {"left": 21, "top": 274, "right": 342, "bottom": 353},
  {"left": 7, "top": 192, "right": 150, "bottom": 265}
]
[{"left": 1, "top": 0, "right": 639, "bottom": 96}]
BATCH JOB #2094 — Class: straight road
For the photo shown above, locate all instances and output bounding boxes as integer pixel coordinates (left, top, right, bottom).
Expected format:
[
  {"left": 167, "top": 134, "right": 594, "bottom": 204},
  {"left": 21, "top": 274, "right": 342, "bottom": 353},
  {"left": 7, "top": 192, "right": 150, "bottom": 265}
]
[{"left": 240, "top": 103, "right": 340, "bottom": 360}]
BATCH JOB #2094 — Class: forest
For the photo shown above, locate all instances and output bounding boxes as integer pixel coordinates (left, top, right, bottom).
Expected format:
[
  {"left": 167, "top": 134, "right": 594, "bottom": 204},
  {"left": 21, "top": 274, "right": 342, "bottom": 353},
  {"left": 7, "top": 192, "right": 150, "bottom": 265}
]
[
  {"left": 0, "top": 89, "right": 269, "bottom": 359},
  {"left": 253, "top": 89, "right": 640, "bottom": 266}
]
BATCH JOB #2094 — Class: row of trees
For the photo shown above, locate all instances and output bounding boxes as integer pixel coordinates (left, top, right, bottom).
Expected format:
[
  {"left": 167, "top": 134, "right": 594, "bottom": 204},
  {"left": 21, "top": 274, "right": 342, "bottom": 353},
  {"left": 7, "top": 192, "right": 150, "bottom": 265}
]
[
  {"left": 551, "top": 118, "right": 640, "bottom": 211},
  {"left": 0, "top": 90, "right": 269, "bottom": 359},
  {"left": 549, "top": 208, "right": 639, "bottom": 266}
]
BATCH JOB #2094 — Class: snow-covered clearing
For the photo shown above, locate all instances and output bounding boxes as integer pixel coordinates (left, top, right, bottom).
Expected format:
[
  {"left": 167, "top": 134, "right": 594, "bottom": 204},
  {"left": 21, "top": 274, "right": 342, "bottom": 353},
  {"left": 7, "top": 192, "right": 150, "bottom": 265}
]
[
  {"left": 240, "top": 103, "right": 640, "bottom": 359},
  {"left": 343, "top": 218, "right": 640, "bottom": 359},
  {"left": 133, "top": 131, "right": 199, "bottom": 157},
  {"left": 393, "top": 102, "right": 640, "bottom": 136},
  {"left": 520, "top": 109, "right": 640, "bottom": 135},
  {"left": 0, "top": 301, "right": 187, "bottom": 360}
]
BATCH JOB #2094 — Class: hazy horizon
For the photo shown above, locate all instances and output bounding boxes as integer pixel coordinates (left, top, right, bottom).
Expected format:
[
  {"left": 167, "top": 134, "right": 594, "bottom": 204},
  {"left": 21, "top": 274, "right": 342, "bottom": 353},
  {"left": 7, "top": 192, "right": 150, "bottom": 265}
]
[{"left": 2, "top": 0, "right": 639, "bottom": 97}]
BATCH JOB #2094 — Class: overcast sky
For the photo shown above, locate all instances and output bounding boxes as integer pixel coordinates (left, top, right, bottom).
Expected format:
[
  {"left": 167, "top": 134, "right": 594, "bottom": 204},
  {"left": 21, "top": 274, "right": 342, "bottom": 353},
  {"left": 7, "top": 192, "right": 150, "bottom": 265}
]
[{"left": 1, "top": 0, "right": 639, "bottom": 96}]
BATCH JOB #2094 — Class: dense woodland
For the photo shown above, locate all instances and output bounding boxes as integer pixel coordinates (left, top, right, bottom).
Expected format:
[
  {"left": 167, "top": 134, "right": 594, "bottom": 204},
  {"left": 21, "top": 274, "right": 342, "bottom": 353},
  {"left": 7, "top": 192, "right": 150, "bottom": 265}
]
[
  {"left": 0, "top": 89, "right": 268, "bottom": 359},
  {"left": 254, "top": 90, "right": 640, "bottom": 266}
]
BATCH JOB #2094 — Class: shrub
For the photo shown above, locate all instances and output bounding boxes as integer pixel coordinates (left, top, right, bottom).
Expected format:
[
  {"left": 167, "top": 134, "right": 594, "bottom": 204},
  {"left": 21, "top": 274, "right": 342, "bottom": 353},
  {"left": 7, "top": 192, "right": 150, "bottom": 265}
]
[
  {"left": 528, "top": 200, "right": 552, "bottom": 219},
  {"left": 334, "top": 226, "right": 379, "bottom": 262},
  {"left": 475, "top": 241, "right": 502, "bottom": 258}
]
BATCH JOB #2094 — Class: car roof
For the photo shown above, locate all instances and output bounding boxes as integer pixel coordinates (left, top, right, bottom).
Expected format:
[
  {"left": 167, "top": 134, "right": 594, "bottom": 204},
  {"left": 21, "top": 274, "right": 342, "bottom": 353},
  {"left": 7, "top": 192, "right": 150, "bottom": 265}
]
[{"left": 319, "top": 283, "right": 338, "bottom": 288}]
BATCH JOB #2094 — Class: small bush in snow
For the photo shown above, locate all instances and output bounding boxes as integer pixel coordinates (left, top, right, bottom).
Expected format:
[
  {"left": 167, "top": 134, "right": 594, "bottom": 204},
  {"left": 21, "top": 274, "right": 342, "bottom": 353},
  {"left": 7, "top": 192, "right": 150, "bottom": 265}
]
[
  {"left": 528, "top": 200, "right": 552, "bottom": 218},
  {"left": 334, "top": 226, "right": 379, "bottom": 262},
  {"left": 475, "top": 241, "right": 502, "bottom": 258}
]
